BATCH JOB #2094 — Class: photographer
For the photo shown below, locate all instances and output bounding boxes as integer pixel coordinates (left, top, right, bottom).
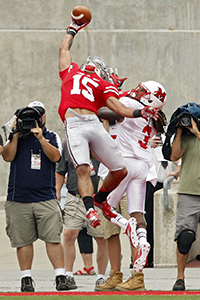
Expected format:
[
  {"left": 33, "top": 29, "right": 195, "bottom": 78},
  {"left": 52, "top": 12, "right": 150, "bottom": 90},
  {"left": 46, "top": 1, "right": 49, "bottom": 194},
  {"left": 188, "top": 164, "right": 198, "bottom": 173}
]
[
  {"left": 168, "top": 103, "right": 200, "bottom": 291},
  {"left": 3, "top": 101, "right": 70, "bottom": 292}
]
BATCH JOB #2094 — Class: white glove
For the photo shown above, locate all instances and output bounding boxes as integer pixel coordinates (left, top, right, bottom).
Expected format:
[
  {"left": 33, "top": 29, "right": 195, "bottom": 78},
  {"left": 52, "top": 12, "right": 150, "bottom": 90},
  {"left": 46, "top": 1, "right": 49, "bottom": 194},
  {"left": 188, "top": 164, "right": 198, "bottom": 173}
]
[
  {"left": 66, "top": 18, "right": 88, "bottom": 37},
  {"left": 140, "top": 106, "right": 159, "bottom": 121}
]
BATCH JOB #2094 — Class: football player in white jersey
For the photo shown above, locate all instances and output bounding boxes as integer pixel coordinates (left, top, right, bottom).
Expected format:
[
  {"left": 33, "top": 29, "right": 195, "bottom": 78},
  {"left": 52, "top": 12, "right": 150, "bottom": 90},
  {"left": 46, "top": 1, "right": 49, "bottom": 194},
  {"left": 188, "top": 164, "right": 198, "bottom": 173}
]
[
  {"left": 97, "top": 80, "right": 167, "bottom": 291},
  {"left": 58, "top": 18, "right": 159, "bottom": 229}
]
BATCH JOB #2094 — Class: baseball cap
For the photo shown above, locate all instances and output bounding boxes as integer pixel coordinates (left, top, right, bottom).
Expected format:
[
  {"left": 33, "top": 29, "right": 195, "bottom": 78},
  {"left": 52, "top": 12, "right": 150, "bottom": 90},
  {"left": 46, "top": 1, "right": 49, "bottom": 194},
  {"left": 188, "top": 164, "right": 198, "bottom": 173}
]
[
  {"left": 28, "top": 101, "right": 45, "bottom": 116},
  {"left": 28, "top": 101, "right": 45, "bottom": 110}
]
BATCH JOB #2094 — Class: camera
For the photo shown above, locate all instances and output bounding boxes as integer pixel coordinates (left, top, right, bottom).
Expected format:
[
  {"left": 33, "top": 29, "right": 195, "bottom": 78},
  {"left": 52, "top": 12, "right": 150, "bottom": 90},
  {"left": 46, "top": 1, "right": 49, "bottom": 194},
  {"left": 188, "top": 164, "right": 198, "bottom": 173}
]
[
  {"left": 178, "top": 115, "right": 192, "bottom": 128},
  {"left": 18, "top": 118, "right": 37, "bottom": 130},
  {"left": 15, "top": 106, "right": 45, "bottom": 138}
]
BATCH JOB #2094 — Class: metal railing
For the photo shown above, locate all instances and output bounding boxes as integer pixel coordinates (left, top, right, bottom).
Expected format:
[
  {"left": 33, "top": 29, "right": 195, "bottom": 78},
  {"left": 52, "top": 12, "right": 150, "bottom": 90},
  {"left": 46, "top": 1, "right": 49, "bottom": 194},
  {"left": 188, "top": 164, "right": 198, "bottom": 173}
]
[{"left": 163, "top": 175, "right": 176, "bottom": 210}]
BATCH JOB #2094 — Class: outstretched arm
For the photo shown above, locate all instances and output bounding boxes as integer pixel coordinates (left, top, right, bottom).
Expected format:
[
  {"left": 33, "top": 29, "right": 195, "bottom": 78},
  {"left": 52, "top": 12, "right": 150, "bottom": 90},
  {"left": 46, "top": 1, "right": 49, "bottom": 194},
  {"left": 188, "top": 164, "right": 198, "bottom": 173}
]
[
  {"left": 59, "top": 19, "right": 89, "bottom": 72},
  {"left": 106, "top": 96, "right": 159, "bottom": 120},
  {"left": 98, "top": 107, "right": 123, "bottom": 122},
  {"left": 59, "top": 34, "right": 73, "bottom": 72}
]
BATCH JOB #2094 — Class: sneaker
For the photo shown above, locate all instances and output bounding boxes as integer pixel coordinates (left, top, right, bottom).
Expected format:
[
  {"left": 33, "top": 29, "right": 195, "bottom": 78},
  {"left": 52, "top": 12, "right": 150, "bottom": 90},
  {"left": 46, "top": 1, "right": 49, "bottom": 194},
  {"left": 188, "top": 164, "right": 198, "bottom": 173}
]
[
  {"left": 94, "top": 277, "right": 105, "bottom": 290},
  {"left": 172, "top": 279, "right": 185, "bottom": 291},
  {"left": 21, "top": 277, "right": 35, "bottom": 292},
  {"left": 86, "top": 208, "right": 101, "bottom": 228},
  {"left": 93, "top": 196, "right": 117, "bottom": 220},
  {"left": 116, "top": 271, "right": 145, "bottom": 291},
  {"left": 66, "top": 275, "right": 77, "bottom": 289},
  {"left": 133, "top": 242, "right": 151, "bottom": 273},
  {"left": 125, "top": 217, "right": 140, "bottom": 248},
  {"left": 55, "top": 275, "right": 70, "bottom": 291},
  {"left": 95, "top": 270, "right": 123, "bottom": 291}
]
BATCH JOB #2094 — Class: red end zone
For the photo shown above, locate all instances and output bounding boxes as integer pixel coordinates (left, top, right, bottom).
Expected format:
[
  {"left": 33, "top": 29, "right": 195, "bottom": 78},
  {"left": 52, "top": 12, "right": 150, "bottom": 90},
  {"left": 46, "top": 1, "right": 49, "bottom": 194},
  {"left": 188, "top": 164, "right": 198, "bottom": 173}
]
[{"left": 1, "top": 290, "right": 200, "bottom": 296}]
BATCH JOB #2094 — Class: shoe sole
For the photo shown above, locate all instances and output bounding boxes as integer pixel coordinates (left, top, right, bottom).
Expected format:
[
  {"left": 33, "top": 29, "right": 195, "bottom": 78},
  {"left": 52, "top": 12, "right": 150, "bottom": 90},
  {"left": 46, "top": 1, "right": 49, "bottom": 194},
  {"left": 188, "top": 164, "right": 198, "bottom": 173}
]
[
  {"left": 133, "top": 243, "right": 151, "bottom": 273},
  {"left": 115, "top": 287, "right": 145, "bottom": 291},
  {"left": 95, "top": 287, "right": 117, "bottom": 291}
]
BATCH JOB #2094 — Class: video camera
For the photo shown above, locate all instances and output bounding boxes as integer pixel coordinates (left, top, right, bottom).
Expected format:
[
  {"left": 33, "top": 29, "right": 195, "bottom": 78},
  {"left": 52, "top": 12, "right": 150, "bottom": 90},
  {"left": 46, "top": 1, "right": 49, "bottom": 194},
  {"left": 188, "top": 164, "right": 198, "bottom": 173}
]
[
  {"left": 15, "top": 106, "right": 45, "bottom": 138},
  {"left": 178, "top": 114, "right": 192, "bottom": 128}
]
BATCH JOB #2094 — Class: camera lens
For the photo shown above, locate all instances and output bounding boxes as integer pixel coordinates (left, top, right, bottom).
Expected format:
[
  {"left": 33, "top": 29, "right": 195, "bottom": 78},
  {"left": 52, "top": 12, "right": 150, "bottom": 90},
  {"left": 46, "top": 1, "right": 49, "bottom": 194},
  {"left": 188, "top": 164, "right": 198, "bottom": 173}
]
[{"left": 181, "top": 116, "right": 191, "bottom": 127}]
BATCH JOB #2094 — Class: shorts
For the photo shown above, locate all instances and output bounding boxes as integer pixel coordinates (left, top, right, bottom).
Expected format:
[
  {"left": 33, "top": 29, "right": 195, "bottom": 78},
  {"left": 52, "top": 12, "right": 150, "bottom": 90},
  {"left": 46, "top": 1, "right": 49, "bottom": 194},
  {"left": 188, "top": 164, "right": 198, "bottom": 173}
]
[
  {"left": 63, "top": 192, "right": 103, "bottom": 238},
  {"left": 95, "top": 178, "right": 130, "bottom": 239},
  {"left": 174, "top": 193, "right": 200, "bottom": 240},
  {"left": 5, "top": 199, "right": 63, "bottom": 248},
  {"left": 65, "top": 115, "right": 125, "bottom": 171}
]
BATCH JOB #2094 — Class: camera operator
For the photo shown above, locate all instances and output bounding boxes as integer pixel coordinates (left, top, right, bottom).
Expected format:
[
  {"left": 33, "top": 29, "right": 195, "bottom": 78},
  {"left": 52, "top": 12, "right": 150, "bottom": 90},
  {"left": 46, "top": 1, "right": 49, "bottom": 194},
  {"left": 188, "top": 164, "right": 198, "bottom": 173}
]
[
  {"left": 170, "top": 108, "right": 200, "bottom": 291},
  {"left": 2, "top": 101, "right": 70, "bottom": 292}
]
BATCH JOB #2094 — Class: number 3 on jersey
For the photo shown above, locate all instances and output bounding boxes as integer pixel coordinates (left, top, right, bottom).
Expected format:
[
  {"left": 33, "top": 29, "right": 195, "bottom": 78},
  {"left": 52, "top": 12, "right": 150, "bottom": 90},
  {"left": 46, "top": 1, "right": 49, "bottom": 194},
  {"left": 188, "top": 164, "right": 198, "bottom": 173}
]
[
  {"left": 71, "top": 74, "right": 99, "bottom": 102},
  {"left": 138, "top": 125, "right": 152, "bottom": 149}
]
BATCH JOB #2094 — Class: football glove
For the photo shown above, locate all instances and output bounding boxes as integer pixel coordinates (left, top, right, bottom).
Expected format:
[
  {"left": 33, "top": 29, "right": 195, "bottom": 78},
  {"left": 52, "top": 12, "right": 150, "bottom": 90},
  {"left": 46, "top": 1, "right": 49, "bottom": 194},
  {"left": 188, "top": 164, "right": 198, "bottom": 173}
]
[
  {"left": 133, "top": 106, "right": 159, "bottom": 121},
  {"left": 109, "top": 68, "right": 127, "bottom": 90},
  {"left": 66, "top": 18, "right": 88, "bottom": 37},
  {"left": 140, "top": 106, "right": 159, "bottom": 121}
]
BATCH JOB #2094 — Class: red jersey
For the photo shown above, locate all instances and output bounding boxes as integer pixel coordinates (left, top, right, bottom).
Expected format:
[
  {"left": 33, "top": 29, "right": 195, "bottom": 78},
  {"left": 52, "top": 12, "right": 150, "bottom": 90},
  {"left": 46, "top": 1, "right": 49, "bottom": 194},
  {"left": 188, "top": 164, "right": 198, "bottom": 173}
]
[{"left": 58, "top": 63, "right": 119, "bottom": 121}]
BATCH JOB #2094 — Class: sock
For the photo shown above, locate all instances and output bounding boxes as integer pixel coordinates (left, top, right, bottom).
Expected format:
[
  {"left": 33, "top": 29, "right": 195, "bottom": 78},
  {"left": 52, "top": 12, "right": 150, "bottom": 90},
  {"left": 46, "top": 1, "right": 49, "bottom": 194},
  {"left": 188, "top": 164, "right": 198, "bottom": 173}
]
[
  {"left": 54, "top": 268, "right": 66, "bottom": 277},
  {"left": 82, "top": 196, "right": 94, "bottom": 210},
  {"left": 21, "top": 269, "right": 32, "bottom": 278},
  {"left": 136, "top": 228, "right": 147, "bottom": 245},
  {"left": 95, "top": 188, "right": 110, "bottom": 203},
  {"left": 97, "top": 274, "right": 105, "bottom": 280},
  {"left": 66, "top": 271, "right": 73, "bottom": 277},
  {"left": 110, "top": 213, "right": 128, "bottom": 229}
]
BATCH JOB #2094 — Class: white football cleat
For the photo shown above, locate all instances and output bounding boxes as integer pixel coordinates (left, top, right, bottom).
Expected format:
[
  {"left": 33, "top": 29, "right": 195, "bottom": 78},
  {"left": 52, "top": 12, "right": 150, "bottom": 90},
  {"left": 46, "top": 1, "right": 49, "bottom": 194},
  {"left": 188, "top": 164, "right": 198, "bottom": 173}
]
[
  {"left": 86, "top": 208, "right": 101, "bottom": 228},
  {"left": 133, "top": 242, "right": 151, "bottom": 273},
  {"left": 125, "top": 217, "right": 140, "bottom": 248}
]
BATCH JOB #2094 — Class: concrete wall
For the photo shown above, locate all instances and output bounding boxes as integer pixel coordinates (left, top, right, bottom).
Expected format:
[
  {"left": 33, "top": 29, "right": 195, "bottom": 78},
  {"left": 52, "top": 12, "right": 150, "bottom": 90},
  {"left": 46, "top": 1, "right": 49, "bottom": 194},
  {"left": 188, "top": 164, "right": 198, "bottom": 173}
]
[{"left": 0, "top": 0, "right": 200, "bottom": 196}]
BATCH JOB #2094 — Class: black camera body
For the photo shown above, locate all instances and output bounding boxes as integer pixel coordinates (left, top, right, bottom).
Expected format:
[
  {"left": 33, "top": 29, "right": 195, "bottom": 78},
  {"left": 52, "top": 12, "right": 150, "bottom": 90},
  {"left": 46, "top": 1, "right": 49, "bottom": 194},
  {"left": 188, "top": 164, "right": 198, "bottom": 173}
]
[
  {"left": 15, "top": 106, "right": 45, "bottom": 138},
  {"left": 178, "top": 114, "right": 192, "bottom": 128},
  {"left": 18, "top": 118, "right": 37, "bottom": 131}
]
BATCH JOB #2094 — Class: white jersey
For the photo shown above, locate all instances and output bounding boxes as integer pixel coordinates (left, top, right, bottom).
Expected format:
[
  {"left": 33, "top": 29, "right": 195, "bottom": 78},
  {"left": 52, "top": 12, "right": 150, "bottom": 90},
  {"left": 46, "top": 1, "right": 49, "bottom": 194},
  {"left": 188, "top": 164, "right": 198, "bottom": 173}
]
[{"left": 116, "top": 97, "right": 156, "bottom": 163}]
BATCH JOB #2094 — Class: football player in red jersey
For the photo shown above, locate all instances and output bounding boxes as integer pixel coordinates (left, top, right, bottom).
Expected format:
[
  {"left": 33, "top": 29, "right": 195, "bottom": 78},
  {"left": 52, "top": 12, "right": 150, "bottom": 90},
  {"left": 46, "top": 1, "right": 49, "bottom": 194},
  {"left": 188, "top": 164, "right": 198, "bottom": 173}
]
[{"left": 58, "top": 18, "right": 159, "bottom": 228}]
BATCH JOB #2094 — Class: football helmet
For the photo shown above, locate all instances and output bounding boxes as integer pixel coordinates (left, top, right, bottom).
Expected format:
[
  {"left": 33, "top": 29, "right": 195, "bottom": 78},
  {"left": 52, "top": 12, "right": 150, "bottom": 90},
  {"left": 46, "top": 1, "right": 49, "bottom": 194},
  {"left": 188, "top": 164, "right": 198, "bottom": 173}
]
[
  {"left": 130, "top": 80, "right": 167, "bottom": 109},
  {"left": 80, "top": 55, "right": 110, "bottom": 81}
]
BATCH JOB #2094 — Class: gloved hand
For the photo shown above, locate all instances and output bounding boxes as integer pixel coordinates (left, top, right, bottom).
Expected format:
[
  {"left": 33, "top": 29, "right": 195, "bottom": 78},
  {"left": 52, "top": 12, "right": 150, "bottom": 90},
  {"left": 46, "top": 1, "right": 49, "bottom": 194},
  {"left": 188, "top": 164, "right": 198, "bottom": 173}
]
[
  {"left": 109, "top": 68, "right": 127, "bottom": 90},
  {"left": 66, "top": 18, "right": 89, "bottom": 37},
  {"left": 133, "top": 106, "right": 159, "bottom": 121},
  {"left": 140, "top": 106, "right": 159, "bottom": 121}
]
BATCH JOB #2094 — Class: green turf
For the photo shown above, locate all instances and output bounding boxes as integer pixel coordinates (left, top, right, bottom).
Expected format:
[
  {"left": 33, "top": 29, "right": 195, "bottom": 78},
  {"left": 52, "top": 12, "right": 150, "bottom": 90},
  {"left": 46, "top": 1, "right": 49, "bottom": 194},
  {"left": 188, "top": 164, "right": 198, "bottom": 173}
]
[{"left": 0, "top": 296, "right": 200, "bottom": 300}]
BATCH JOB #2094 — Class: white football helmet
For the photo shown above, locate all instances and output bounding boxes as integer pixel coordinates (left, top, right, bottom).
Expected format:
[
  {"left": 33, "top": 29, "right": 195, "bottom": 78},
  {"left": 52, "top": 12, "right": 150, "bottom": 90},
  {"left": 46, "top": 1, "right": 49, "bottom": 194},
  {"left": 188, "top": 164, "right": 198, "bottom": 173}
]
[
  {"left": 130, "top": 80, "right": 167, "bottom": 109},
  {"left": 80, "top": 55, "right": 110, "bottom": 81}
]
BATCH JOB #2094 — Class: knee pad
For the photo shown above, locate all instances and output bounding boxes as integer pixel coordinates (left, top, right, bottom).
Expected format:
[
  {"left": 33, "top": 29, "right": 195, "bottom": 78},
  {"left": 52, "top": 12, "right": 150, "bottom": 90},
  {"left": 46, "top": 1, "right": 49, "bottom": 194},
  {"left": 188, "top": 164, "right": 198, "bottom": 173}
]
[{"left": 177, "top": 230, "right": 195, "bottom": 255}]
